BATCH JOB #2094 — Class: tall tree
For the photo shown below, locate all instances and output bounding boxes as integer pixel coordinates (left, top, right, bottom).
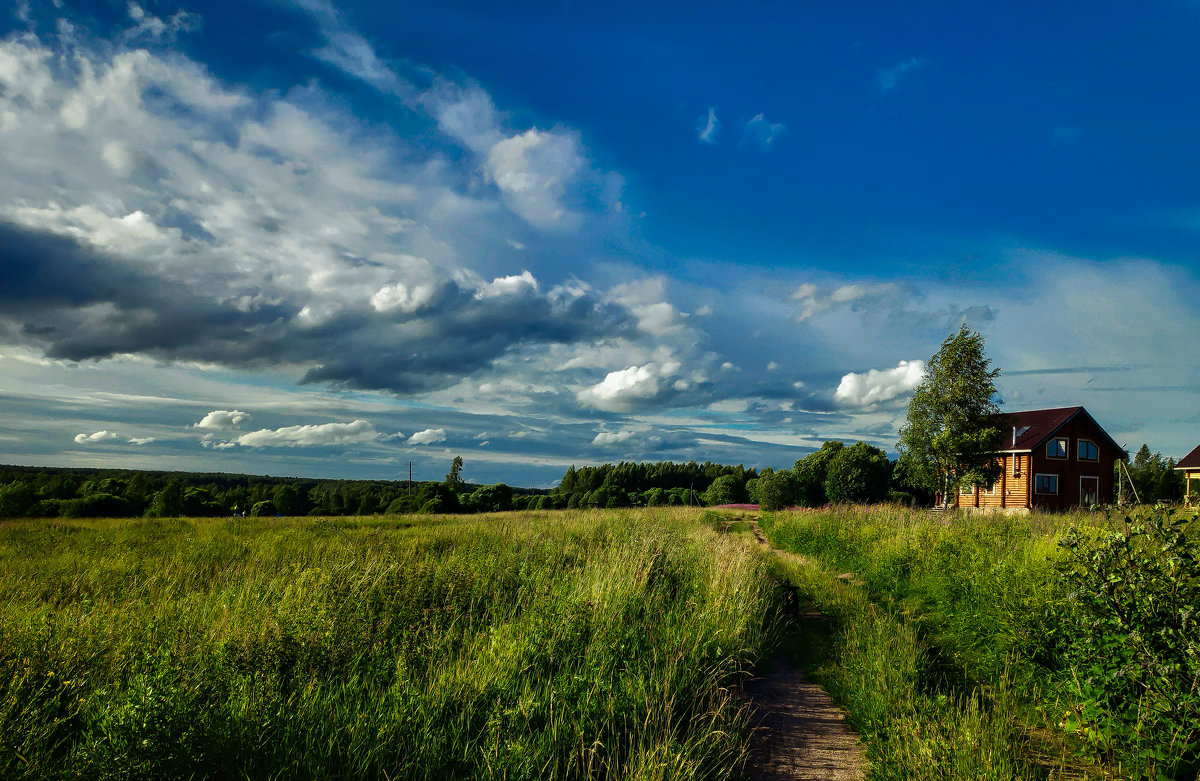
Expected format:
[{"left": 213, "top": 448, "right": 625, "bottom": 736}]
[
  {"left": 897, "top": 325, "right": 1004, "bottom": 499},
  {"left": 445, "top": 456, "right": 464, "bottom": 492}
]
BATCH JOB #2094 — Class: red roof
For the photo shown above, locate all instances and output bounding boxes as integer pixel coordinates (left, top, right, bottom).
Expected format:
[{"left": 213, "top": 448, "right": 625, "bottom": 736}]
[
  {"left": 993, "top": 406, "right": 1123, "bottom": 455},
  {"left": 1177, "top": 444, "right": 1200, "bottom": 470}
]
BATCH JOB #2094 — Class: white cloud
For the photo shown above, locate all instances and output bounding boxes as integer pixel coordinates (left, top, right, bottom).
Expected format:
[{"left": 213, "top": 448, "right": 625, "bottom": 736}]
[
  {"left": 697, "top": 107, "right": 719, "bottom": 144},
  {"left": 477, "top": 270, "right": 538, "bottom": 299},
  {"left": 74, "top": 430, "right": 122, "bottom": 443},
  {"left": 592, "top": 429, "right": 637, "bottom": 446},
  {"left": 127, "top": 436, "right": 156, "bottom": 445},
  {"left": 408, "top": 427, "right": 447, "bottom": 445},
  {"left": 576, "top": 362, "right": 678, "bottom": 412},
  {"left": 485, "top": 128, "right": 585, "bottom": 230},
  {"left": 834, "top": 359, "right": 925, "bottom": 406},
  {"left": 194, "top": 410, "right": 252, "bottom": 430},
  {"left": 744, "top": 113, "right": 785, "bottom": 148},
  {"left": 233, "top": 419, "right": 380, "bottom": 448},
  {"left": 767, "top": 361, "right": 780, "bottom": 371},
  {"left": 875, "top": 57, "right": 929, "bottom": 92}
]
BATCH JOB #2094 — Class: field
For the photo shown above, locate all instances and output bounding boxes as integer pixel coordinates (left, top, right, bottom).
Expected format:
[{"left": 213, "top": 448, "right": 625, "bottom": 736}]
[
  {"left": 2, "top": 505, "right": 1197, "bottom": 780},
  {"left": 0, "top": 509, "right": 774, "bottom": 780}
]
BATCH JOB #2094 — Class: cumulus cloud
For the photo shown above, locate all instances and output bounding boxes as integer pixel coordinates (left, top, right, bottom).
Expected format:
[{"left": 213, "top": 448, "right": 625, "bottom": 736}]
[
  {"left": 592, "top": 429, "right": 638, "bottom": 446},
  {"left": 74, "top": 430, "right": 122, "bottom": 444},
  {"left": 697, "top": 107, "right": 719, "bottom": 144},
  {"left": 408, "top": 427, "right": 447, "bottom": 445},
  {"left": 834, "top": 359, "right": 925, "bottom": 406},
  {"left": 744, "top": 113, "right": 786, "bottom": 149},
  {"left": 576, "top": 361, "right": 683, "bottom": 412},
  {"left": 194, "top": 410, "right": 252, "bottom": 430},
  {"left": 0, "top": 26, "right": 634, "bottom": 396},
  {"left": 127, "top": 436, "right": 156, "bottom": 445},
  {"left": 231, "top": 419, "right": 380, "bottom": 448},
  {"left": 875, "top": 57, "right": 929, "bottom": 92}
]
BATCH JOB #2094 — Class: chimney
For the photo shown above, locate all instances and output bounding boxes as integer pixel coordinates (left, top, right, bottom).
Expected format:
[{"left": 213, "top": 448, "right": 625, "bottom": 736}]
[{"left": 1012, "top": 426, "right": 1017, "bottom": 448}]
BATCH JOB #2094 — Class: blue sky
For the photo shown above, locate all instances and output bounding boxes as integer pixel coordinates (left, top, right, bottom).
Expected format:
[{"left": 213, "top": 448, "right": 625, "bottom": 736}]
[{"left": 1, "top": 1, "right": 1198, "bottom": 487}]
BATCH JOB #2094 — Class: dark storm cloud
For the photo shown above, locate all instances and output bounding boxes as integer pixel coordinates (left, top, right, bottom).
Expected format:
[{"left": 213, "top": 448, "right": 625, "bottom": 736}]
[{"left": 0, "top": 221, "right": 633, "bottom": 393}]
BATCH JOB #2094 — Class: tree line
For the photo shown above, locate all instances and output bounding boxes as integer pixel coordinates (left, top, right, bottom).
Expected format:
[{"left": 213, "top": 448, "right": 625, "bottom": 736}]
[{"left": 0, "top": 460, "right": 549, "bottom": 519}]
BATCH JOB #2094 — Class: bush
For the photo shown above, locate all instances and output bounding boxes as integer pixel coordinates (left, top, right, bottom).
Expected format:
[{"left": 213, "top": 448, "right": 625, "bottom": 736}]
[
  {"left": 0, "top": 483, "right": 34, "bottom": 517},
  {"left": 702, "top": 475, "right": 747, "bottom": 506},
  {"left": 62, "top": 492, "right": 134, "bottom": 518},
  {"left": 756, "top": 470, "right": 795, "bottom": 512},
  {"left": 249, "top": 500, "right": 274, "bottom": 518},
  {"left": 824, "top": 441, "right": 891, "bottom": 504},
  {"left": 1053, "top": 508, "right": 1200, "bottom": 777}
]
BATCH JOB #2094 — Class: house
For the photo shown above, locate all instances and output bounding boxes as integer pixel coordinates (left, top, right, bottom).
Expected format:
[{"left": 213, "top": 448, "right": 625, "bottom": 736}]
[
  {"left": 952, "top": 406, "right": 1126, "bottom": 512},
  {"left": 1175, "top": 444, "right": 1200, "bottom": 506}
]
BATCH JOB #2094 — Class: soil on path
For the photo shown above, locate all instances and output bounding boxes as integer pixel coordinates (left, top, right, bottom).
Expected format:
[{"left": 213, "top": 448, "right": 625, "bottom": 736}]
[{"left": 725, "top": 517, "right": 868, "bottom": 781}]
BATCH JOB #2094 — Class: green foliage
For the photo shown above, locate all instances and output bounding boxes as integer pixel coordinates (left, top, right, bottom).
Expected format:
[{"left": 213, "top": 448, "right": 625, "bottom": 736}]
[
  {"left": 1053, "top": 508, "right": 1200, "bottom": 777},
  {"left": 793, "top": 441, "right": 844, "bottom": 507},
  {"left": 464, "top": 483, "right": 513, "bottom": 513},
  {"left": 0, "top": 482, "right": 34, "bottom": 517},
  {"left": 1123, "top": 445, "right": 1186, "bottom": 505},
  {"left": 0, "top": 510, "right": 773, "bottom": 779},
  {"left": 444, "top": 455, "right": 464, "bottom": 492},
  {"left": 553, "top": 460, "right": 757, "bottom": 499},
  {"left": 249, "top": 500, "right": 273, "bottom": 518},
  {"left": 897, "top": 325, "right": 1003, "bottom": 497},
  {"left": 701, "top": 474, "right": 747, "bottom": 506},
  {"left": 755, "top": 469, "right": 795, "bottom": 512},
  {"left": 62, "top": 492, "right": 134, "bottom": 518},
  {"left": 149, "top": 479, "right": 185, "bottom": 518},
  {"left": 824, "top": 442, "right": 891, "bottom": 504}
]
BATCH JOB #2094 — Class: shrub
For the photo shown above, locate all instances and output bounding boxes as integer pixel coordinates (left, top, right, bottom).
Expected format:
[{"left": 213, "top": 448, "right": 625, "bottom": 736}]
[{"left": 1053, "top": 508, "right": 1200, "bottom": 777}]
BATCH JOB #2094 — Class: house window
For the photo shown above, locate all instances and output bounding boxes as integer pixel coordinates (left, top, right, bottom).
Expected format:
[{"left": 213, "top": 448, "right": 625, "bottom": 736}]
[
  {"left": 1012, "top": 454, "right": 1021, "bottom": 476},
  {"left": 1035, "top": 474, "right": 1059, "bottom": 494},
  {"left": 1046, "top": 438, "right": 1068, "bottom": 459},
  {"left": 960, "top": 483, "right": 975, "bottom": 495},
  {"left": 1078, "top": 440, "right": 1098, "bottom": 461},
  {"left": 984, "top": 481, "right": 996, "bottom": 495}
]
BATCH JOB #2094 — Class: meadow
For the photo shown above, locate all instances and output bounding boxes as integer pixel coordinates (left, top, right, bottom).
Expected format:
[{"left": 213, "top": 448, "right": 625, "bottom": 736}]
[
  {"left": 3, "top": 504, "right": 1196, "bottom": 780},
  {"left": 0, "top": 509, "right": 774, "bottom": 780},
  {"left": 759, "top": 504, "right": 1200, "bottom": 780}
]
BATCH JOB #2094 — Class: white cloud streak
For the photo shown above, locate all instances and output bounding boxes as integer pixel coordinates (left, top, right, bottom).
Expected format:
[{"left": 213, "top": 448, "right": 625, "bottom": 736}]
[{"left": 231, "top": 420, "right": 380, "bottom": 448}]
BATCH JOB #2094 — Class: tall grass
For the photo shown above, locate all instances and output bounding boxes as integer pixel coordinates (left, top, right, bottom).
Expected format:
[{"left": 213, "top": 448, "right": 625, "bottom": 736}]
[
  {"left": 0, "top": 509, "right": 774, "bottom": 780},
  {"left": 759, "top": 504, "right": 1198, "bottom": 779}
]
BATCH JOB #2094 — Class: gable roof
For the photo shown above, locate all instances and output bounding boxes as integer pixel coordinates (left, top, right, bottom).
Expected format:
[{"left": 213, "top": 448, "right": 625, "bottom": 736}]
[
  {"left": 1177, "top": 444, "right": 1200, "bottom": 471},
  {"left": 994, "top": 406, "right": 1124, "bottom": 455}
]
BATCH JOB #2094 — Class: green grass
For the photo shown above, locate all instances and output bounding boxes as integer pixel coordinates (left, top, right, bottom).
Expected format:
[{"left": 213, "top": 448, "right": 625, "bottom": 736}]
[
  {"left": 0, "top": 509, "right": 776, "bottom": 780},
  {"left": 758, "top": 504, "right": 1198, "bottom": 780}
]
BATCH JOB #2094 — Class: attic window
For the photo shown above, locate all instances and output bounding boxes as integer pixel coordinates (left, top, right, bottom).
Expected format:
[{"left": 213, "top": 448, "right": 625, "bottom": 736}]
[
  {"left": 1078, "top": 440, "right": 1098, "bottom": 461},
  {"left": 1047, "top": 438, "right": 1068, "bottom": 459}
]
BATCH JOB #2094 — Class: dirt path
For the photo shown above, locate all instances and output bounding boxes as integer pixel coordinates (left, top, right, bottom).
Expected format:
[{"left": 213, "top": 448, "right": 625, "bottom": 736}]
[{"left": 732, "top": 517, "right": 868, "bottom": 781}]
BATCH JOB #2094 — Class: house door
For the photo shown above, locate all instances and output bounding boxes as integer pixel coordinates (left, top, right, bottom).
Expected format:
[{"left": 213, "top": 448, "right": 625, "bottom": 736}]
[{"left": 1080, "top": 476, "right": 1099, "bottom": 506}]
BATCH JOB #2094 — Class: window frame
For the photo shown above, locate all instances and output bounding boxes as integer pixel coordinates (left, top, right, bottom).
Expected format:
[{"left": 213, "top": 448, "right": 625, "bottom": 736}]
[
  {"left": 1046, "top": 438, "right": 1068, "bottom": 459},
  {"left": 1034, "top": 473, "right": 1059, "bottom": 495},
  {"left": 1078, "top": 439, "right": 1099, "bottom": 462}
]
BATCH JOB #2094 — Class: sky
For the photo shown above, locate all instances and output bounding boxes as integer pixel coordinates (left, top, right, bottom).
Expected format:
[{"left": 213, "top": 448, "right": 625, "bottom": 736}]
[{"left": 1, "top": 0, "right": 1199, "bottom": 488}]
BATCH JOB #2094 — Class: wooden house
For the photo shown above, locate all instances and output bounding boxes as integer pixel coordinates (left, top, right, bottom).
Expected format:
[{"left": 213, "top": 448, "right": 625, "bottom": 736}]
[
  {"left": 1175, "top": 444, "right": 1200, "bottom": 506},
  {"left": 952, "top": 406, "right": 1126, "bottom": 512}
]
